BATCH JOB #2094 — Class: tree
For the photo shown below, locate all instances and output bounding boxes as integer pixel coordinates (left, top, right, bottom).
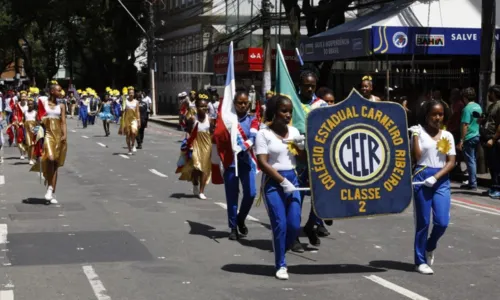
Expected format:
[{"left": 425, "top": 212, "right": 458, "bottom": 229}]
[{"left": 281, "top": 0, "right": 390, "bottom": 86}]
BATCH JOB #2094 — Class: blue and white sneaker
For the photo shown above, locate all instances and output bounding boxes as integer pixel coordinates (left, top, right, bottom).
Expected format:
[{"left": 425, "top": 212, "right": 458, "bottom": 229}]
[{"left": 489, "top": 191, "right": 500, "bottom": 199}]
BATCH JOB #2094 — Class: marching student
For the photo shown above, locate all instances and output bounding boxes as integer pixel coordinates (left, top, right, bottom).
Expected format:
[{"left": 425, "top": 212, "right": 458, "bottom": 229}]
[
  {"left": 136, "top": 92, "right": 150, "bottom": 149},
  {"left": 178, "top": 90, "right": 213, "bottom": 200},
  {"left": 119, "top": 87, "right": 140, "bottom": 155},
  {"left": 295, "top": 69, "right": 330, "bottom": 252},
  {"left": 256, "top": 95, "right": 304, "bottom": 280},
  {"left": 410, "top": 99, "right": 455, "bottom": 275},
  {"left": 98, "top": 94, "right": 114, "bottom": 136},
  {"left": 222, "top": 89, "right": 259, "bottom": 240},
  {"left": 33, "top": 83, "right": 68, "bottom": 204},
  {"left": 24, "top": 99, "right": 38, "bottom": 165}
]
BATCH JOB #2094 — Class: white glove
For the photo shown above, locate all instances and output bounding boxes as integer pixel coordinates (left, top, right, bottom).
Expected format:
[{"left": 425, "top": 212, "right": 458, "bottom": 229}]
[
  {"left": 280, "top": 178, "right": 296, "bottom": 193},
  {"left": 424, "top": 176, "right": 437, "bottom": 187},
  {"left": 293, "top": 135, "right": 306, "bottom": 143},
  {"left": 409, "top": 125, "right": 421, "bottom": 136},
  {"left": 296, "top": 140, "right": 305, "bottom": 150}
]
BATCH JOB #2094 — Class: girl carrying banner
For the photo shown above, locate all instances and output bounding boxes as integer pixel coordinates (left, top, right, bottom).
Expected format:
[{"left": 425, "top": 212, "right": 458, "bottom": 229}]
[
  {"left": 256, "top": 95, "right": 304, "bottom": 280},
  {"left": 410, "top": 99, "right": 455, "bottom": 275}
]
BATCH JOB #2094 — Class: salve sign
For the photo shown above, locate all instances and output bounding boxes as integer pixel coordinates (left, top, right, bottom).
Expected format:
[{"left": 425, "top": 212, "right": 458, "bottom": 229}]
[{"left": 306, "top": 90, "right": 412, "bottom": 219}]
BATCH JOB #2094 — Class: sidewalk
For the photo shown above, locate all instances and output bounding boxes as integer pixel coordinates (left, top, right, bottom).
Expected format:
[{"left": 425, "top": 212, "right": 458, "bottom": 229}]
[{"left": 149, "top": 115, "right": 179, "bottom": 129}]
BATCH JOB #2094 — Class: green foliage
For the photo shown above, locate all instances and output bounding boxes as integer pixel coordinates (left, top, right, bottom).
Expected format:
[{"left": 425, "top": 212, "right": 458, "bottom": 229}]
[{"left": 3, "top": 0, "right": 148, "bottom": 90}]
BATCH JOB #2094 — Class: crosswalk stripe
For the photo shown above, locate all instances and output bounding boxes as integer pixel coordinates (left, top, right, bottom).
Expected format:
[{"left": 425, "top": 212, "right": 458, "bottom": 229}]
[
  {"left": 82, "top": 265, "right": 111, "bottom": 300},
  {"left": 0, "top": 290, "right": 14, "bottom": 300}
]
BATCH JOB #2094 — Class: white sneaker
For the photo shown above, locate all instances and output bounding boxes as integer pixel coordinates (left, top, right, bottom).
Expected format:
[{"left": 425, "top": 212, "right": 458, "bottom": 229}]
[
  {"left": 416, "top": 264, "right": 434, "bottom": 275},
  {"left": 0, "top": 157, "right": 3, "bottom": 164},
  {"left": 199, "top": 193, "right": 207, "bottom": 200},
  {"left": 275, "top": 267, "right": 289, "bottom": 280},
  {"left": 20, "top": 155, "right": 25, "bottom": 160},
  {"left": 45, "top": 186, "right": 54, "bottom": 200},
  {"left": 193, "top": 185, "right": 200, "bottom": 196},
  {"left": 132, "top": 146, "right": 137, "bottom": 153},
  {"left": 29, "top": 159, "right": 35, "bottom": 165},
  {"left": 426, "top": 251, "right": 434, "bottom": 266},
  {"left": 50, "top": 195, "right": 58, "bottom": 204},
  {"left": 128, "top": 152, "right": 132, "bottom": 156}
]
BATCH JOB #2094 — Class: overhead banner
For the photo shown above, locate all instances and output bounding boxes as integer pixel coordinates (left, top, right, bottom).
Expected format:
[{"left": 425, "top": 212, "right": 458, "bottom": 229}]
[
  {"left": 306, "top": 90, "right": 412, "bottom": 219},
  {"left": 372, "top": 26, "right": 500, "bottom": 55},
  {"left": 298, "top": 30, "right": 371, "bottom": 62}
]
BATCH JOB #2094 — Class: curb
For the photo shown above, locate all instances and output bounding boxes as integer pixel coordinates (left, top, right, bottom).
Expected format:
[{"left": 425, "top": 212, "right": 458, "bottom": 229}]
[{"left": 451, "top": 173, "right": 491, "bottom": 188}]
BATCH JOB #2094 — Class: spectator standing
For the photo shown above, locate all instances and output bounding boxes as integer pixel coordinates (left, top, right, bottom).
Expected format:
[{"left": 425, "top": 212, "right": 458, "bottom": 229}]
[
  {"left": 481, "top": 85, "right": 500, "bottom": 198},
  {"left": 457, "top": 88, "right": 482, "bottom": 190}
]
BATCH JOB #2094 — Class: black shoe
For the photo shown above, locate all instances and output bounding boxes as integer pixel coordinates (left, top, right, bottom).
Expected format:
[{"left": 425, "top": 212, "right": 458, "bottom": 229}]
[
  {"left": 304, "top": 226, "right": 321, "bottom": 246},
  {"left": 136, "top": 144, "right": 142, "bottom": 149},
  {"left": 290, "top": 239, "right": 305, "bottom": 253},
  {"left": 228, "top": 228, "right": 239, "bottom": 240},
  {"left": 316, "top": 224, "right": 330, "bottom": 237},
  {"left": 460, "top": 184, "right": 477, "bottom": 191},
  {"left": 324, "top": 220, "right": 333, "bottom": 226},
  {"left": 237, "top": 216, "right": 248, "bottom": 237}
]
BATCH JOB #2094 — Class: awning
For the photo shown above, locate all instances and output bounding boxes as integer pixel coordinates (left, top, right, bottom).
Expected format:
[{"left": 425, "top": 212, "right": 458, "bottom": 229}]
[{"left": 299, "top": 0, "right": 500, "bottom": 61}]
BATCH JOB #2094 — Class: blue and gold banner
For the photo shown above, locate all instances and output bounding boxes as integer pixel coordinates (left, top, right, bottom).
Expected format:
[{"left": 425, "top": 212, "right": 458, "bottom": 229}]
[
  {"left": 372, "top": 26, "right": 500, "bottom": 56},
  {"left": 306, "top": 90, "right": 412, "bottom": 219}
]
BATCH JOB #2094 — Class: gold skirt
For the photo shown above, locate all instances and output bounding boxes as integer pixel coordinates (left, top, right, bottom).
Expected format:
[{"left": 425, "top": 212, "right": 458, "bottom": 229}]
[
  {"left": 191, "top": 131, "right": 212, "bottom": 183},
  {"left": 24, "top": 120, "right": 37, "bottom": 147},
  {"left": 120, "top": 109, "right": 138, "bottom": 136},
  {"left": 31, "top": 118, "right": 67, "bottom": 177}
]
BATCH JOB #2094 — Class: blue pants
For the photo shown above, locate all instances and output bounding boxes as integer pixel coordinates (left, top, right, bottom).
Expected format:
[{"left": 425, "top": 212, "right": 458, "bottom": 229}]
[
  {"left": 263, "top": 170, "right": 302, "bottom": 269},
  {"left": 223, "top": 164, "right": 256, "bottom": 229},
  {"left": 463, "top": 136, "right": 480, "bottom": 188},
  {"left": 413, "top": 166, "right": 450, "bottom": 265}
]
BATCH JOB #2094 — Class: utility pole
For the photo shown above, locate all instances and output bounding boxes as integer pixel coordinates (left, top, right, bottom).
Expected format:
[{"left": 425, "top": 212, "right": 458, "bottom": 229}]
[
  {"left": 479, "top": 0, "right": 496, "bottom": 108},
  {"left": 261, "top": 0, "right": 272, "bottom": 97},
  {"left": 477, "top": 0, "right": 496, "bottom": 174},
  {"left": 147, "top": 1, "right": 157, "bottom": 116}
]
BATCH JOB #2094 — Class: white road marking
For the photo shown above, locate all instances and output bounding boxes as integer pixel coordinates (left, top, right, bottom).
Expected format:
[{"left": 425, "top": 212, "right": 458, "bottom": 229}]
[
  {"left": 214, "top": 202, "right": 259, "bottom": 222},
  {"left": 451, "top": 202, "right": 500, "bottom": 216},
  {"left": 71, "top": 130, "right": 76, "bottom": 133},
  {"left": 81, "top": 135, "right": 89, "bottom": 139},
  {"left": 119, "top": 155, "right": 129, "bottom": 159},
  {"left": 0, "top": 176, "right": 4, "bottom": 185},
  {"left": 0, "top": 290, "right": 14, "bottom": 300},
  {"left": 82, "top": 265, "right": 112, "bottom": 300},
  {"left": 364, "top": 275, "right": 429, "bottom": 300},
  {"left": 97, "top": 142, "right": 107, "bottom": 148},
  {"left": 149, "top": 169, "right": 168, "bottom": 178},
  {"left": 0, "top": 224, "right": 6, "bottom": 244}
]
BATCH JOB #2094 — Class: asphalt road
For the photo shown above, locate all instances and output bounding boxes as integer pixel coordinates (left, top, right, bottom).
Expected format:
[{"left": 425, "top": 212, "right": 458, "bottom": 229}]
[{"left": 1, "top": 119, "right": 500, "bottom": 300}]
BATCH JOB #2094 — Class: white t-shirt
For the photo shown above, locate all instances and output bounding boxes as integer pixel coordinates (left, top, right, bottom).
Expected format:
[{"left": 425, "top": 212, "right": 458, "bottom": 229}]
[
  {"left": 255, "top": 126, "right": 301, "bottom": 171},
  {"left": 415, "top": 128, "right": 456, "bottom": 168}
]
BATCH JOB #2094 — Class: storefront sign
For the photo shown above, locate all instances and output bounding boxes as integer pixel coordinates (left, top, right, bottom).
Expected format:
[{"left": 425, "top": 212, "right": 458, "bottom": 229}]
[
  {"left": 298, "top": 30, "right": 371, "bottom": 62},
  {"left": 373, "top": 26, "right": 500, "bottom": 55},
  {"left": 213, "top": 48, "right": 298, "bottom": 74}
]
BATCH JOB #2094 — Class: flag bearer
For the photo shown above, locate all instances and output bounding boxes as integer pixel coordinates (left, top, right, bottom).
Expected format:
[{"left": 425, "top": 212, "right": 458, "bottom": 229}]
[{"left": 223, "top": 89, "right": 259, "bottom": 240}]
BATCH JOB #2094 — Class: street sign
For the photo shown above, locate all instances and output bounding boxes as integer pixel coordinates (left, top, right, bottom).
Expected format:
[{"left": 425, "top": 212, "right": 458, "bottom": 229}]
[{"left": 306, "top": 89, "right": 412, "bottom": 219}]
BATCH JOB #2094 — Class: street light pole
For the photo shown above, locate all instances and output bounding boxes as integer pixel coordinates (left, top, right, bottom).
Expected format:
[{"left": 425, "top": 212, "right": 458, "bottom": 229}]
[
  {"left": 261, "top": 0, "right": 272, "bottom": 97},
  {"left": 147, "top": 1, "right": 157, "bottom": 116}
]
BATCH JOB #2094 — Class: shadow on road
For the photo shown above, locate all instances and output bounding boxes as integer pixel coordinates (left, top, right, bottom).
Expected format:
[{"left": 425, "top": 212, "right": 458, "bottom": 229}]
[
  {"left": 170, "top": 193, "right": 199, "bottom": 199},
  {"left": 237, "top": 239, "right": 273, "bottom": 252},
  {"left": 22, "top": 198, "right": 49, "bottom": 205},
  {"left": 187, "top": 220, "right": 228, "bottom": 241},
  {"left": 221, "top": 263, "right": 386, "bottom": 276},
  {"left": 369, "top": 260, "right": 415, "bottom": 272},
  {"left": 12, "top": 162, "right": 29, "bottom": 165}
]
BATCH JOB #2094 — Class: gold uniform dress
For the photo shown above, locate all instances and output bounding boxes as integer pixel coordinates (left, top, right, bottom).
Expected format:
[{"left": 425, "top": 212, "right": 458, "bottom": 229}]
[
  {"left": 31, "top": 102, "right": 67, "bottom": 178},
  {"left": 24, "top": 110, "right": 37, "bottom": 147},
  {"left": 179, "top": 115, "right": 212, "bottom": 184},
  {"left": 120, "top": 99, "right": 138, "bottom": 136}
]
